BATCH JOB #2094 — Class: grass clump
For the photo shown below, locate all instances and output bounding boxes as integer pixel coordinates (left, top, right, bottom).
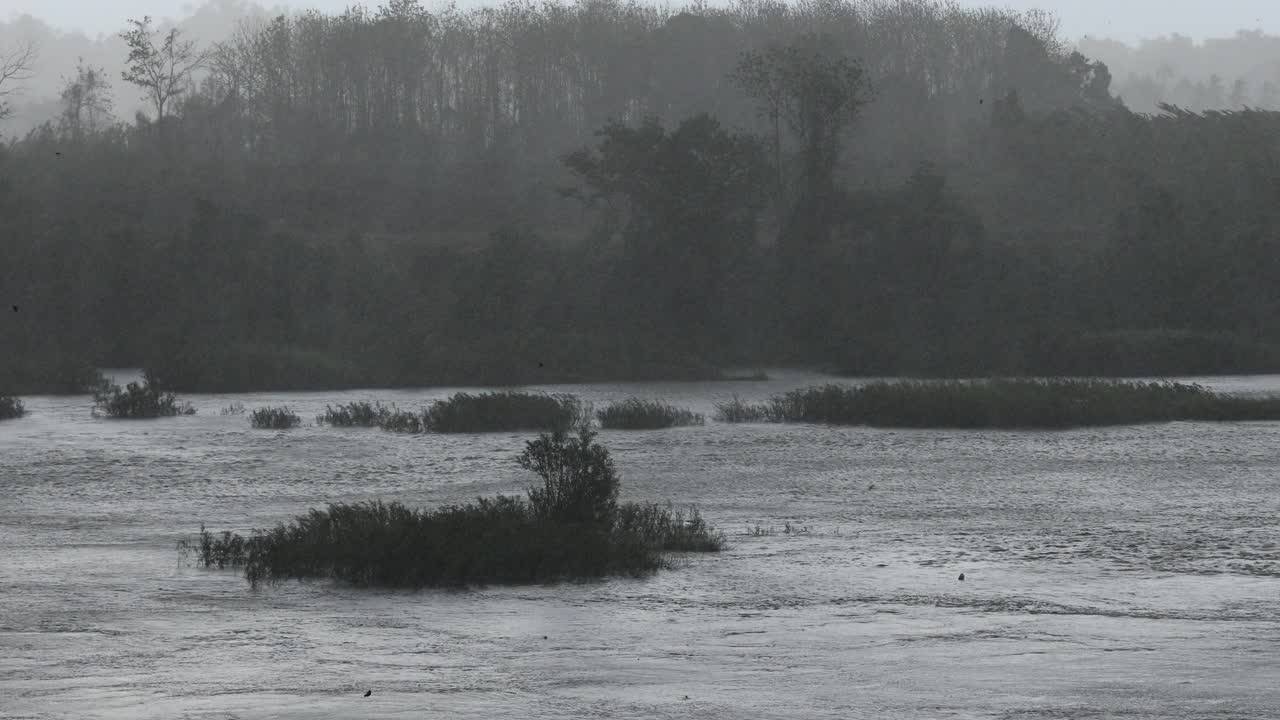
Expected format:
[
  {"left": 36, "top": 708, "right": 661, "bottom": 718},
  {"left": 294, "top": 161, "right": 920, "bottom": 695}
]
[
  {"left": 316, "top": 401, "right": 392, "bottom": 427},
  {"left": 378, "top": 407, "right": 427, "bottom": 433},
  {"left": 92, "top": 371, "right": 196, "bottom": 419},
  {"left": 596, "top": 398, "right": 704, "bottom": 429},
  {"left": 220, "top": 401, "right": 247, "bottom": 416},
  {"left": 424, "top": 391, "right": 584, "bottom": 433},
  {"left": 250, "top": 406, "right": 302, "bottom": 429},
  {"left": 187, "top": 429, "right": 722, "bottom": 588},
  {"left": 713, "top": 394, "right": 777, "bottom": 423},
  {"left": 716, "top": 379, "right": 1280, "bottom": 429},
  {"left": 0, "top": 395, "right": 25, "bottom": 420}
]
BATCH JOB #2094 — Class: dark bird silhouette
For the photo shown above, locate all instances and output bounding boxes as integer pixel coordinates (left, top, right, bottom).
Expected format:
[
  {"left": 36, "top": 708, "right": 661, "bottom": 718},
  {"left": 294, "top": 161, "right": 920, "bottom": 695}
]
[
  {"left": 958, "top": 573, "right": 965, "bottom": 581},
  {"left": 363, "top": 690, "right": 371, "bottom": 697},
  {"left": 543, "top": 635, "right": 548, "bottom": 640}
]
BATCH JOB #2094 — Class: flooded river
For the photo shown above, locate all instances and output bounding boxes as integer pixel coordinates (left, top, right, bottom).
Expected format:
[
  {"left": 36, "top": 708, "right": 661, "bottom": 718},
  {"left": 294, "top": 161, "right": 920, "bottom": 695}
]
[{"left": 2, "top": 371, "right": 1279, "bottom": 719}]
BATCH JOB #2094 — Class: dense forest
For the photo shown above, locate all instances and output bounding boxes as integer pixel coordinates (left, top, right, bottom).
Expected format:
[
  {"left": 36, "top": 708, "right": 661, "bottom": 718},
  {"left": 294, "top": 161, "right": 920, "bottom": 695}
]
[{"left": 4, "top": 0, "right": 1280, "bottom": 393}]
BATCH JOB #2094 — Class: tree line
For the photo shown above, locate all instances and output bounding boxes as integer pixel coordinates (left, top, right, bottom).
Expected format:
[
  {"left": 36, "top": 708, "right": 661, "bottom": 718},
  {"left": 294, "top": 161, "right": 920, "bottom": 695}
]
[{"left": 4, "top": 0, "right": 1280, "bottom": 393}]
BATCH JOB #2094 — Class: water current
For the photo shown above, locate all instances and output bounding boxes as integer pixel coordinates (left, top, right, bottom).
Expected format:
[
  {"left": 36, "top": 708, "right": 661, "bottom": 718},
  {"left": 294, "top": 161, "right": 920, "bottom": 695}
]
[{"left": 2, "top": 371, "right": 1279, "bottom": 719}]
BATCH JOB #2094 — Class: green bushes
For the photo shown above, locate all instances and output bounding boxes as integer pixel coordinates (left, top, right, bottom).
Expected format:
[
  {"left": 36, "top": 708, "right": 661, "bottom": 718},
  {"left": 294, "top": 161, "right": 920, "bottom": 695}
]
[
  {"left": 713, "top": 379, "right": 1280, "bottom": 429},
  {"left": 316, "top": 401, "right": 392, "bottom": 427},
  {"left": 250, "top": 406, "right": 302, "bottom": 429},
  {"left": 188, "top": 429, "right": 722, "bottom": 588},
  {"left": 424, "top": 391, "right": 584, "bottom": 433},
  {"left": 596, "top": 398, "right": 704, "bottom": 429},
  {"left": 92, "top": 372, "right": 196, "bottom": 419},
  {"left": 0, "top": 395, "right": 25, "bottom": 420}
]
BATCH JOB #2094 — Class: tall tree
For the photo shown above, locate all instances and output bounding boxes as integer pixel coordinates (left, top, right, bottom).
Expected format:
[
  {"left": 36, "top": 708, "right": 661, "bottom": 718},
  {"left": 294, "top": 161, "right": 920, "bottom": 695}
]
[
  {"left": 120, "top": 17, "right": 207, "bottom": 120},
  {"left": 58, "top": 60, "right": 115, "bottom": 141},
  {"left": 733, "top": 32, "right": 870, "bottom": 247}
]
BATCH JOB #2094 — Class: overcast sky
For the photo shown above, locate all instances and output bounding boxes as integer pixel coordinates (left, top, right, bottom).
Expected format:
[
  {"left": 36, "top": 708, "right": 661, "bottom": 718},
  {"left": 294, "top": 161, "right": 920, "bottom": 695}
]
[{"left": 2, "top": 0, "right": 1277, "bottom": 44}]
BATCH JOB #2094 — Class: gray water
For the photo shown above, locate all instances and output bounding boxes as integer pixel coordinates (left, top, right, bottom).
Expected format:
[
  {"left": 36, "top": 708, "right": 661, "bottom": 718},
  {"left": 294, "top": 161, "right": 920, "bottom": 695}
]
[{"left": 3, "top": 370, "right": 1279, "bottom": 719}]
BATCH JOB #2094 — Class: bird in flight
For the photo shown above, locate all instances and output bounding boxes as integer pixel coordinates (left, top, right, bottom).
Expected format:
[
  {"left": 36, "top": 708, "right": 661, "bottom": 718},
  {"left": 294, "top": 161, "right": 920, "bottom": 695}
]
[{"left": 363, "top": 690, "right": 372, "bottom": 698}]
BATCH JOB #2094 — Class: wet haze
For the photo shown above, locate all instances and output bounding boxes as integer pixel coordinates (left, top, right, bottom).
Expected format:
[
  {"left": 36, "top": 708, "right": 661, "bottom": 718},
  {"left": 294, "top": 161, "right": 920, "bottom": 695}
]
[{"left": 1, "top": 0, "right": 1278, "bottom": 43}]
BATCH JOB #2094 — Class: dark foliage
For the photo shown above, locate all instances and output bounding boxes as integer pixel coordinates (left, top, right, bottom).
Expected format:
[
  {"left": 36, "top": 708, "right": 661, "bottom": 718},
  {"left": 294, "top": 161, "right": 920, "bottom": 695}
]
[
  {"left": 187, "top": 430, "right": 722, "bottom": 587},
  {"left": 249, "top": 406, "right": 302, "bottom": 429},
  {"left": 719, "top": 380, "right": 1280, "bottom": 429},
  {"left": 424, "top": 391, "right": 584, "bottom": 433},
  {"left": 4, "top": 2, "right": 1280, "bottom": 385},
  {"left": 316, "top": 401, "right": 392, "bottom": 427},
  {"left": 377, "top": 408, "right": 428, "bottom": 434},
  {"left": 597, "top": 398, "right": 705, "bottom": 429},
  {"left": 0, "top": 394, "right": 25, "bottom": 420},
  {"left": 92, "top": 371, "right": 195, "bottom": 418}
]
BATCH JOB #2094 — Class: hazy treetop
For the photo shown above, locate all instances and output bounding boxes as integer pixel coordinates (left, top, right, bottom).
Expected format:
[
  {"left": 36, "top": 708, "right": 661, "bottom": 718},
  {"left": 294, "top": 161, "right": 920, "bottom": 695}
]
[{"left": 3, "top": 0, "right": 1279, "bottom": 41}]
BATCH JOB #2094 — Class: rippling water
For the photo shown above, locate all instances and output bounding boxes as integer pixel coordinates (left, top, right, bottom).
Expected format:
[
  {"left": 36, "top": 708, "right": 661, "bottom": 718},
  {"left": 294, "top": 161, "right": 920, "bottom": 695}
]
[{"left": 3, "top": 371, "right": 1280, "bottom": 719}]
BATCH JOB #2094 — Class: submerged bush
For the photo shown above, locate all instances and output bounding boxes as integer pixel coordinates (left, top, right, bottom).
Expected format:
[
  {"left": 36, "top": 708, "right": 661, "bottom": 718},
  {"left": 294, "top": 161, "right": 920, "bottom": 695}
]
[
  {"left": 189, "top": 429, "right": 721, "bottom": 587},
  {"left": 713, "top": 394, "right": 776, "bottom": 423},
  {"left": 250, "top": 406, "right": 302, "bottom": 429},
  {"left": 316, "top": 401, "right": 392, "bottom": 427},
  {"left": 0, "top": 395, "right": 25, "bottom": 420},
  {"left": 716, "top": 379, "right": 1280, "bottom": 429},
  {"left": 378, "top": 407, "right": 427, "bottom": 433},
  {"left": 424, "top": 391, "right": 584, "bottom": 433},
  {"left": 597, "top": 398, "right": 704, "bottom": 429},
  {"left": 220, "top": 401, "right": 247, "bottom": 416},
  {"left": 92, "top": 371, "right": 196, "bottom": 419}
]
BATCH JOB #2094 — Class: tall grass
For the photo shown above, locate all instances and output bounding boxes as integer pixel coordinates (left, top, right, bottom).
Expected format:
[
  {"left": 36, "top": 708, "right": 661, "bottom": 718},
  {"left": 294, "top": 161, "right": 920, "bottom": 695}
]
[
  {"left": 713, "top": 394, "right": 776, "bottom": 423},
  {"left": 220, "top": 401, "right": 247, "bottom": 416},
  {"left": 0, "top": 395, "right": 25, "bottom": 420},
  {"left": 92, "top": 372, "right": 196, "bottom": 419},
  {"left": 316, "top": 401, "right": 392, "bottom": 427},
  {"left": 187, "top": 429, "right": 722, "bottom": 588},
  {"left": 713, "top": 379, "right": 1280, "bottom": 429},
  {"left": 250, "top": 406, "right": 302, "bottom": 429},
  {"left": 378, "top": 408, "right": 428, "bottom": 433},
  {"left": 597, "top": 398, "right": 705, "bottom": 429},
  {"left": 424, "top": 391, "right": 585, "bottom": 433}
]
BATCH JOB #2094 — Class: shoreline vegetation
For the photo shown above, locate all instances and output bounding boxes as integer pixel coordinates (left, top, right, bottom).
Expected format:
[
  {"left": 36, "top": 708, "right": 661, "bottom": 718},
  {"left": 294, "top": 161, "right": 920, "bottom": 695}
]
[
  {"left": 597, "top": 398, "right": 705, "bottom": 429},
  {"left": 713, "top": 379, "right": 1280, "bottom": 429},
  {"left": 10, "top": 373, "right": 1280, "bottom": 429},
  {"left": 0, "top": 395, "right": 25, "bottom": 420},
  {"left": 182, "top": 429, "right": 724, "bottom": 587}
]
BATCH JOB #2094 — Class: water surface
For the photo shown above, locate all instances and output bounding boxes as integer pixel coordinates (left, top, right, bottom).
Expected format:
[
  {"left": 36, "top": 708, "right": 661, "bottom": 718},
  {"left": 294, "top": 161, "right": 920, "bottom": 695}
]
[{"left": 3, "top": 371, "right": 1279, "bottom": 719}]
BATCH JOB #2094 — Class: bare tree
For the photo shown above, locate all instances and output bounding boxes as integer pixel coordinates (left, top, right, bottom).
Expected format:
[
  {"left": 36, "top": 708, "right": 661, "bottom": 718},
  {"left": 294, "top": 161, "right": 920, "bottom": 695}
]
[
  {"left": 120, "top": 16, "right": 207, "bottom": 120},
  {"left": 0, "top": 40, "right": 37, "bottom": 121},
  {"left": 59, "top": 60, "right": 115, "bottom": 141}
]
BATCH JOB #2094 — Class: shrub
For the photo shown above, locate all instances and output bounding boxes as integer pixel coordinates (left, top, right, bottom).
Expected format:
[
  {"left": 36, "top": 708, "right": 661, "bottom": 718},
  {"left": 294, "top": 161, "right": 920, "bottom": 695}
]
[
  {"left": 0, "top": 395, "right": 25, "bottom": 420},
  {"left": 188, "top": 430, "right": 722, "bottom": 588},
  {"left": 250, "top": 406, "right": 302, "bottom": 429},
  {"left": 92, "top": 371, "right": 196, "bottom": 419},
  {"left": 424, "top": 391, "right": 584, "bottom": 433},
  {"left": 596, "top": 398, "right": 704, "bottom": 429},
  {"left": 617, "top": 502, "right": 725, "bottom": 552},
  {"left": 316, "top": 401, "right": 392, "bottom": 427}
]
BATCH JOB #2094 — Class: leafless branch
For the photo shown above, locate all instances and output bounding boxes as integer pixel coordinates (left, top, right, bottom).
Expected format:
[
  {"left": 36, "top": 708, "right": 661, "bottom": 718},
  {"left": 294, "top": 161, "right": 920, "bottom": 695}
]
[{"left": 0, "top": 39, "right": 38, "bottom": 97}]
